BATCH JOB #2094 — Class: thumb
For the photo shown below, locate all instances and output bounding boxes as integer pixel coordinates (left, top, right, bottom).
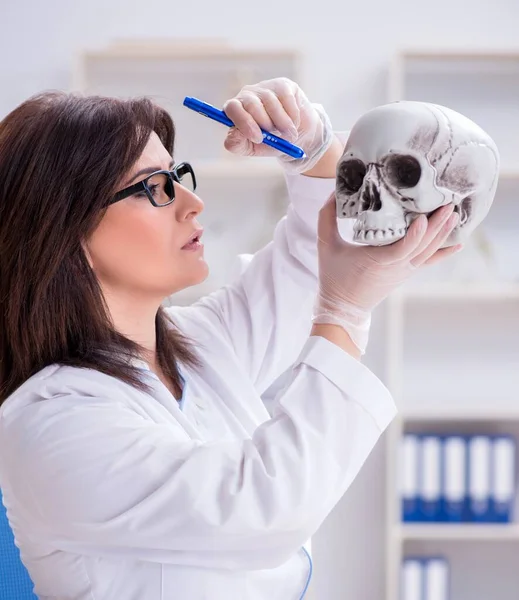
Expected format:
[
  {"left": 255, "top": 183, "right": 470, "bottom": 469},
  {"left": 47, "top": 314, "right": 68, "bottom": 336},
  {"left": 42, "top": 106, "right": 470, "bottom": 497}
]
[
  {"left": 223, "top": 128, "right": 255, "bottom": 156},
  {"left": 224, "top": 128, "right": 280, "bottom": 158},
  {"left": 317, "top": 193, "right": 343, "bottom": 246}
]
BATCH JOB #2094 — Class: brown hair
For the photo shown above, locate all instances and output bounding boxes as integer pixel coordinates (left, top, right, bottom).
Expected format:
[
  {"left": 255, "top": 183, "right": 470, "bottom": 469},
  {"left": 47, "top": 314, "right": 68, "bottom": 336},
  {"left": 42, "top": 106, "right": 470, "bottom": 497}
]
[{"left": 0, "top": 91, "right": 199, "bottom": 405}]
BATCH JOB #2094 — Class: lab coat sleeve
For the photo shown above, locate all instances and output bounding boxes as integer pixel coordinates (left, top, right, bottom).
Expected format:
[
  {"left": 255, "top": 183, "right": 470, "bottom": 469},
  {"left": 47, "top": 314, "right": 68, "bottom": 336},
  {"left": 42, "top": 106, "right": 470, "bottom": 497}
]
[
  {"left": 1, "top": 336, "right": 396, "bottom": 571},
  {"left": 169, "top": 132, "right": 349, "bottom": 396}
]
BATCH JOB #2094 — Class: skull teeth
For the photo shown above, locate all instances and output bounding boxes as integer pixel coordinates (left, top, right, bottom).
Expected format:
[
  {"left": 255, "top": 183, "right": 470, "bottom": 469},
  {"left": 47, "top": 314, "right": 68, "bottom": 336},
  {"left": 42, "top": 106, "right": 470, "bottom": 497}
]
[{"left": 354, "top": 228, "right": 406, "bottom": 242}]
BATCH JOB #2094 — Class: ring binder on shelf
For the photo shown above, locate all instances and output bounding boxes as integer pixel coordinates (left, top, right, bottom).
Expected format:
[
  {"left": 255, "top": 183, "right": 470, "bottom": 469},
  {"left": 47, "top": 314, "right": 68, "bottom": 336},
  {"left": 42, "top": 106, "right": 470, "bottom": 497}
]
[
  {"left": 419, "top": 436, "right": 442, "bottom": 522},
  {"left": 401, "top": 434, "right": 420, "bottom": 522},
  {"left": 442, "top": 436, "right": 467, "bottom": 522}
]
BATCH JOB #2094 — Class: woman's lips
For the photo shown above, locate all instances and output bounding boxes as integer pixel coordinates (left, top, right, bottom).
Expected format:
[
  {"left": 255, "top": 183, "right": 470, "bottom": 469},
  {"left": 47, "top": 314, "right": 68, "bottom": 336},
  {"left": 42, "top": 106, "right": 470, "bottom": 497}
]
[
  {"left": 181, "top": 239, "right": 203, "bottom": 251},
  {"left": 181, "top": 229, "right": 204, "bottom": 251}
]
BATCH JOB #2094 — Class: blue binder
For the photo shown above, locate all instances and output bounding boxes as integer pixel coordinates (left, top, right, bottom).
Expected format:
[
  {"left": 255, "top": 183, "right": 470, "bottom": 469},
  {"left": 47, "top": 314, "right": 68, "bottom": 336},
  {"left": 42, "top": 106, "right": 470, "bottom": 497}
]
[
  {"left": 401, "top": 434, "right": 420, "bottom": 522},
  {"left": 468, "top": 435, "right": 493, "bottom": 522},
  {"left": 441, "top": 436, "right": 467, "bottom": 523},
  {"left": 490, "top": 435, "right": 515, "bottom": 523},
  {"left": 402, "top": 433, "right": 516, "bottom": 524},
  {"left": 419, "top": 436, "right": 442, "bottom": 522}
]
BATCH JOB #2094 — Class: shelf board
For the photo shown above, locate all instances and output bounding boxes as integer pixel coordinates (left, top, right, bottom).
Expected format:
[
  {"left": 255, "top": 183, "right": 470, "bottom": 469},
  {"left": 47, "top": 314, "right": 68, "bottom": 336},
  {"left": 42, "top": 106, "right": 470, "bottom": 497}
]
[
  {"left": 398, "top": 49, "right": 519, "bottom": 60},
  {"left": 398, "top": 523, "right": 519, "bottom": 541},
  {"left": 401, "top": 407, "right": 519, "bottom": 423},
  {"left": 83, "top": 46, "right": 300, "bottom": 60},
  {"left": 398, "top": 283, "right": 519, "bottom": 301},
  {"left": 499, "top": 168, "right": 519, "bottom": 180}
]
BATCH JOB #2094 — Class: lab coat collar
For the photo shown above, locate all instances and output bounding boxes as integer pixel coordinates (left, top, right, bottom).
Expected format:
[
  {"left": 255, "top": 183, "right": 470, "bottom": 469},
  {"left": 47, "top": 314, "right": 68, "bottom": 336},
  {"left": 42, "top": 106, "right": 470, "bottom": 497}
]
[
  {"left": 128, "top": 355, "right": 188, "bottom": 410},
  {"left": 128, "top": 356, "right": 186, "bottom": 379}
]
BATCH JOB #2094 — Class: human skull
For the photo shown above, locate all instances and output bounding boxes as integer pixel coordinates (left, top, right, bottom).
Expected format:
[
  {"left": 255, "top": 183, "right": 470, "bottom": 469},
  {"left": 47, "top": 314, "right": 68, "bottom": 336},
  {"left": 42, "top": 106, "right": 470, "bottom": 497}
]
[{"left": 336, "top": 101, "right": 499, "bottom": 246}]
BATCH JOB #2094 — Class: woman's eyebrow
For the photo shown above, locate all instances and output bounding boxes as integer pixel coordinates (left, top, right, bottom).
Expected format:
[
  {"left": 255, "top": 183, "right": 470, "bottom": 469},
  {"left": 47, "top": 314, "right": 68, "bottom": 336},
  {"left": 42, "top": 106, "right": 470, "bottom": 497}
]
[{"left": 125, "top": 160, "right": 175, "bottom": 186}]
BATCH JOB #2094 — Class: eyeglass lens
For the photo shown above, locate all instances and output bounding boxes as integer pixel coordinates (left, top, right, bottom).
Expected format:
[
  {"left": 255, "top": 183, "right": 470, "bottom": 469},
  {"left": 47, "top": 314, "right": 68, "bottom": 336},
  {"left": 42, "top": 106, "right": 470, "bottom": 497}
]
[{"left": 146, "top": 169, "right": 195, "bottom": 205}]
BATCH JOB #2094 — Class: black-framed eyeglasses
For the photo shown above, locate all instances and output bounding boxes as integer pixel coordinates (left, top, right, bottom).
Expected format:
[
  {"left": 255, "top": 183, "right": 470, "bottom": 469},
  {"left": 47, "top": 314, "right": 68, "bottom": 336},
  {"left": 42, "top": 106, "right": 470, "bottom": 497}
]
[{"left": 109, "top": 162, "right": 197, "bottom": 207}]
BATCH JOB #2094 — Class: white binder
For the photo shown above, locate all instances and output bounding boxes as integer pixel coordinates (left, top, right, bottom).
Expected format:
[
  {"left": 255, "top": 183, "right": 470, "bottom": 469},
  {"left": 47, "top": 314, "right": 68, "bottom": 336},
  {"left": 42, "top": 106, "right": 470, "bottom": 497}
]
[
  {"left": 401, "top": 559, "right": 423, "bottom": 600},
  {"left": 401, "top": 434, "right": 420, "bottom": 521},
  {"left": 420, "top": 436, "right": 442, "bottom": 520},
  {"left": 424, "top": 558, "right": 449, "bottom": 600},
  {"left": 492, "top": 436, "right": 516, "bottom": 522},
  {"left": 468, "top": 436, "right": 492, "bottom": 521},
  {"left": 443, "top": 436, "right": 467, "bottom": 521}
]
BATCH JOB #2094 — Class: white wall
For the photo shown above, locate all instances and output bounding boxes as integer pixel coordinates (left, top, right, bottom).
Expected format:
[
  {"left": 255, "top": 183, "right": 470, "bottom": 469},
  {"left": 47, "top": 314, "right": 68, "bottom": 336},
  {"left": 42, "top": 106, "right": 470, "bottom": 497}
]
[
  {"left": 2, "top": 0, "right": 519, "bottom": 125},
  {"left": 2, "top": 1, "right": 518, "bottom": 598}
]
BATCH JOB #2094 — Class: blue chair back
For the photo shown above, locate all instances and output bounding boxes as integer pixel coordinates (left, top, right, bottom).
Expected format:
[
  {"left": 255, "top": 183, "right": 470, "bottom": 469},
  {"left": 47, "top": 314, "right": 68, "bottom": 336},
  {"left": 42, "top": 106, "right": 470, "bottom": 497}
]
[{"left": 0, "top": 490, "right": 37, "bottom": 599}]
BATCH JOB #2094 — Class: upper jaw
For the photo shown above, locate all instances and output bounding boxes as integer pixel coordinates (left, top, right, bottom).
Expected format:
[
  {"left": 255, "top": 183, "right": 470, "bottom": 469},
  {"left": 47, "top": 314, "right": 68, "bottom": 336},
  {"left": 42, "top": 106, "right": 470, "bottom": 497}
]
[
  {"left": 353, "top": 226, "right": 406, "bottom": 245},
  {"left": 352, "top": 209, "right": 408, "bottom": 246}
]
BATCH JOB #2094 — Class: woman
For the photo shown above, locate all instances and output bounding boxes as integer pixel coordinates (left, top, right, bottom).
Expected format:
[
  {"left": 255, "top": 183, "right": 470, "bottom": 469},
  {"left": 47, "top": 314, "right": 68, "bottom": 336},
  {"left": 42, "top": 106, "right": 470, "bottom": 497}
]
[{"left": 0, "top": 78, "right": 460, "bottom": 599}]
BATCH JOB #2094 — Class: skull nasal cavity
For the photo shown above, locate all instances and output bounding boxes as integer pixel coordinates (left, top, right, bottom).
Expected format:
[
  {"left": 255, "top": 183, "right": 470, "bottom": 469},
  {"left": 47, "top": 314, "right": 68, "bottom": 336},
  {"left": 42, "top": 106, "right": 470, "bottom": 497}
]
[{"left": 361, "top": 185, "right": 382, "bottom": 212}]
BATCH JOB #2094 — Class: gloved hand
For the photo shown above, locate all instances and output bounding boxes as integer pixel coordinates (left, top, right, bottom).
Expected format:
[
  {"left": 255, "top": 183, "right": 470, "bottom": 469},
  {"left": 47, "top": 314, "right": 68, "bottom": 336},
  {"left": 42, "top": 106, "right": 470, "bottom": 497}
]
[
  {"left": 313, "top": 196, "right": 462, "bottom": 353},
  {"left": 223, "top": 78, "right": 334, "bottom": 174}
]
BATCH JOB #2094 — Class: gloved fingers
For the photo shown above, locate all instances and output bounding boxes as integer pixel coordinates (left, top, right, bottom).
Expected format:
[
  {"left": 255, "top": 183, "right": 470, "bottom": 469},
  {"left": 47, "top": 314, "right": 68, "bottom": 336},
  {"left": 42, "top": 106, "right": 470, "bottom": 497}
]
[
  {"left": 411, "top": 211, "right": 460, "bottom": 267},
  {"left": 222, "top": 78, "right": 333, "bottom": 172},
  {"left": 368, "top": 214, "right": 428, "bottom": 264},
  {"left": 223, "top": 98, "right": 264, "bottom": 144},
  {"left": 276, "top": 84, "right": 301, "bottom": 131},
  {"left": 253, "top": 86, "right": 299, "bottom": 138},
  {"left": 370, "top": 202, "right": 456, "bottom": 265},
  {"left": 238, "top": 92, "right": 277, "bottom": 133},
  {"left": 408, "top": 204, "right": 455, "bottom": 261},
  {"left": 421, "top": 243, "right": 464, "bottom": 266},
  {"left": 317, "top": 193, "right": 343, "bottom": 247},
  {"left": 246, "top": 78, "right": 302, "bottom": 130},
  {"left": 223, "top": 82, "right": 300, "bottom": 149}
]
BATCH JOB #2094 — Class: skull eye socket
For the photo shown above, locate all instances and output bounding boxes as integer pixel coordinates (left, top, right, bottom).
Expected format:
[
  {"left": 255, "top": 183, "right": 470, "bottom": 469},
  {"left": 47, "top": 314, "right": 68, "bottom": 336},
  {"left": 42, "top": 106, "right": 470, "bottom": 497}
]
[
  {"left": 385, "top": 155, "right": 421, "bottom": 188},
  {"left": 338, "top": 159, "right": 366, "bottom": 193}
]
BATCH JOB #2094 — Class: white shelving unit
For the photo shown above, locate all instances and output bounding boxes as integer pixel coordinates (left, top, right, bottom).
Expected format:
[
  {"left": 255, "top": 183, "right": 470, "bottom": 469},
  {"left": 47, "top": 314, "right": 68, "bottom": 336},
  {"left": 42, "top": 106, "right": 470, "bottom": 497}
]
[
  {"left": 384, "top": 50, "right": 519, "bottom": 600},
  {"left": 73, "top": 40, "right": 298, "bottom": 304},
  {"left": 74, "top": 40, "right": 301, "bottom": 162},
  {"left": 388, "top": 50, "right": 519, "bottom": 172},
  {"left": 384, "top": 288, "right": 519, "bottom": 600}
]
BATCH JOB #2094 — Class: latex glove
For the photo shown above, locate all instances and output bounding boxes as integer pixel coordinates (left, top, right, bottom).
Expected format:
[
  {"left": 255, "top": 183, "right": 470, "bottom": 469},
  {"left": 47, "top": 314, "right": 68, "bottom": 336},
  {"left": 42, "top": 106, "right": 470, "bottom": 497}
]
[
  {"left": 313, "top": 197, "right": 462, "bottom": 353},
  {"left": 223, "top": 78, "right": 334, "bottom": 174}
]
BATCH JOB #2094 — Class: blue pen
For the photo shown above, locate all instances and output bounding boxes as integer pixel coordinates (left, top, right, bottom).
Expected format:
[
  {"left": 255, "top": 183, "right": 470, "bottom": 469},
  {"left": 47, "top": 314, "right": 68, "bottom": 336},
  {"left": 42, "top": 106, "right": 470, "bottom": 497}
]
[{"left": 183, "top": 96, "right": 306, "bottom": 160}]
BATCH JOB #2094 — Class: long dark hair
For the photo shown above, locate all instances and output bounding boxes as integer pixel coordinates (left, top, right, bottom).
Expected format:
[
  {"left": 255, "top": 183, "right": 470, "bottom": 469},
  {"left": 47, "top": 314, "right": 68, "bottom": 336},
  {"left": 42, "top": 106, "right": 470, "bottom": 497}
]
[{"left": 0, "top": 91, "right": 199, "bottom": 405}]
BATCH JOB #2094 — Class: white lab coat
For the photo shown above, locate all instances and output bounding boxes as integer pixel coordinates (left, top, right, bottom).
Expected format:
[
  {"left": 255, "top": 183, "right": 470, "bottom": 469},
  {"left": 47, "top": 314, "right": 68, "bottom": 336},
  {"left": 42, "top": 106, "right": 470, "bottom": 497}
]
[{"left": 0, "top": 169, "right": 396, "bottom": 600}]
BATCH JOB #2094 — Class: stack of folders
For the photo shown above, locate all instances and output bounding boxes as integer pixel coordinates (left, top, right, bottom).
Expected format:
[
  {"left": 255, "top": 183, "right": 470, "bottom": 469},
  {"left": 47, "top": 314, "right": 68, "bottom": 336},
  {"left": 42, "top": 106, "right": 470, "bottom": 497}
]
[
  {"left": 401, "top": 434, "right": 516, "bottom": 522},
  {"left": 401, "top": 557, "right": 449, "bottom": 600}
]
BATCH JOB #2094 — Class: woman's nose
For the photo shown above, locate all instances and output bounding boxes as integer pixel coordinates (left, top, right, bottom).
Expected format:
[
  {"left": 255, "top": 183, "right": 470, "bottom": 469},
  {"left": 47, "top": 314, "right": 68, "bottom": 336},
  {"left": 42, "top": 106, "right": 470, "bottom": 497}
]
[{"left": 173, "top": 182, "right": 204, "bottom": 220}]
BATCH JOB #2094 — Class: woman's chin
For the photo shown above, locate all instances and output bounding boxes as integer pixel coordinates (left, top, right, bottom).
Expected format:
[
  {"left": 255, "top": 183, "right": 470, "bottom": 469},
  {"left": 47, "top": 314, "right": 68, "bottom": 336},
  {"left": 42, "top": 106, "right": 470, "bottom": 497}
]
[
  {"left": 195, "top": 260, "right": 210, "bottom": 283},
  {"left": 175, "top": 262, "right": 209, "bottom": 292}
]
